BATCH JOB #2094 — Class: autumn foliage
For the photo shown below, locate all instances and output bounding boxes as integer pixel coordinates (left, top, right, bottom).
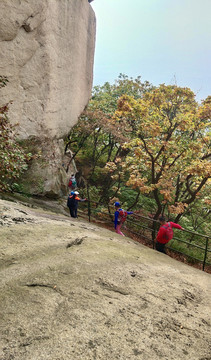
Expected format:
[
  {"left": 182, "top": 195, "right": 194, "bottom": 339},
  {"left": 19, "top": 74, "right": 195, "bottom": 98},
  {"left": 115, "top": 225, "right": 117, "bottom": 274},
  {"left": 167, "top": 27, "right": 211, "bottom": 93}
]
[
  {"left": 67, "top": 76, "right": 210, "bottom": 224},
  {"left": 111, "top": 85, "right": 210, "bottom": 220}
]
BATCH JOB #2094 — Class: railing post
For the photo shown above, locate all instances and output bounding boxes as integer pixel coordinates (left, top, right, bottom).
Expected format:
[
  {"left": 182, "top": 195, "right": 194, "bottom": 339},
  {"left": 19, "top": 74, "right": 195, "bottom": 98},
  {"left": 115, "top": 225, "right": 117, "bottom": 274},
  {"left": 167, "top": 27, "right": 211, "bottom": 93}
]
[
  {"left": 86, "top": 183, "right": 91, "bottom": 222},
  {"left": 88, "top": 200, "right": 91, "bottom": 222},
  {"left": 202, "top": 237, "right": 209, "bottom": 271},
  {"left": 152, "top": 220, "right": 157, "bottom": 249}
]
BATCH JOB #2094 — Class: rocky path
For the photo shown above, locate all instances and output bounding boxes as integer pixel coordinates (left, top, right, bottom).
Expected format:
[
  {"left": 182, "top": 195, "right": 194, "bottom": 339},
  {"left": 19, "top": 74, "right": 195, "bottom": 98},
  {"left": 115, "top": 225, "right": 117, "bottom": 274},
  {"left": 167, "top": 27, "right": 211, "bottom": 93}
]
[{"left": 0, "top": 199, "right": 211, "bottom": 360}]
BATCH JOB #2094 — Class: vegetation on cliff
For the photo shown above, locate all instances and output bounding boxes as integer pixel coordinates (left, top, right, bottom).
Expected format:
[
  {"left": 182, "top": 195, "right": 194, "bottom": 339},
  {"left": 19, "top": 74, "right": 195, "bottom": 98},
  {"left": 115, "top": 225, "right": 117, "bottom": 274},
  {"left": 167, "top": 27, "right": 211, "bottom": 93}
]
[{"left": 0, "top": 77, "right": 32, "bottom": 192}]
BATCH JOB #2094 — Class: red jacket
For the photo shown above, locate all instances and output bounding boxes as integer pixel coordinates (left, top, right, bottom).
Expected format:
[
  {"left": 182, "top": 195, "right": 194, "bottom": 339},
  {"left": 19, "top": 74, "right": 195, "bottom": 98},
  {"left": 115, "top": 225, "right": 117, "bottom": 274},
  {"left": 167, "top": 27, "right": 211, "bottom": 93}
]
[{"left": 156, "top": 222, "right": 182, "bottom": 244}]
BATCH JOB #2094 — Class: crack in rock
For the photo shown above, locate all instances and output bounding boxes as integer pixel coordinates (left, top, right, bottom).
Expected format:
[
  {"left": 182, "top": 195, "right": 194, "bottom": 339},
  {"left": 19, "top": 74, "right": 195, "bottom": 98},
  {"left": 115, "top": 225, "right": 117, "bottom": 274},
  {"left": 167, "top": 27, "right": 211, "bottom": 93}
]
[
  {"left": 0, "top": 214, "right": 35, "bottom": 226},
  {"left": 20, "top": 335, "right": 51, "bottom": 348},
  {"left": 26, "top": 283, "right": 56, "bottom": 290},
  {"left": 98, "top": 279, "right": 130, "bottom": 296},
  {"left": 66, "top": 236, "right": 87, "bottom": 248},
  {"left": 25, "top": 283, "right": 68, "bottom": 299}
]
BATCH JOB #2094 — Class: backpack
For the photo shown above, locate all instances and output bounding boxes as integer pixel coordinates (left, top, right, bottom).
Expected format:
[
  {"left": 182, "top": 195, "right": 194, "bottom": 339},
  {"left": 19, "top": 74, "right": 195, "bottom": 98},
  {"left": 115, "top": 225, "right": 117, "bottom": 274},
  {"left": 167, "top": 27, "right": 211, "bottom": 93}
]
[
  {"left": 118, "top": 209, "right": 127, "bottom": 223},
  {"left": 162, "top": 222, "right": 173, "bottom": 242},
  {"left": 72, "top": 179, "right": 77, "bottom": 186},
  {"left": 67, "top": 196, "right": 72, "bottom": 208},
  {"left": 67, "top": 195, "right": 76, "bottom": 208},
  {"left": 68, "top": 179, "right": 72, "bottom": 187}
]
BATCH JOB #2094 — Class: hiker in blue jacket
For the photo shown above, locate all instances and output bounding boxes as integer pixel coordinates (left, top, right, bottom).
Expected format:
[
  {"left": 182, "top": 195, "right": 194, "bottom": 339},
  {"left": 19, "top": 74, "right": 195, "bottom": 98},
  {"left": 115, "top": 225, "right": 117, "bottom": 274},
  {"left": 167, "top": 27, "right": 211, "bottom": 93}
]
[
  {"left": 114, "top": 202, "right": 133, "bottom": 236},
  {"left": 67, "top": 191, "right": 87, "bottom": 218}
]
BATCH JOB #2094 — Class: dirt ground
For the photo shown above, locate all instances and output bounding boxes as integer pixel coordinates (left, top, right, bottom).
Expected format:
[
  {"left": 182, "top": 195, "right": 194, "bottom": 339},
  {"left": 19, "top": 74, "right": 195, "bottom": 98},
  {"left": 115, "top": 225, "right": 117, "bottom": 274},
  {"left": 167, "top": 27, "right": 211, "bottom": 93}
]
[{"left": 0, "top": 198, "right": 211, "bottom": 360}]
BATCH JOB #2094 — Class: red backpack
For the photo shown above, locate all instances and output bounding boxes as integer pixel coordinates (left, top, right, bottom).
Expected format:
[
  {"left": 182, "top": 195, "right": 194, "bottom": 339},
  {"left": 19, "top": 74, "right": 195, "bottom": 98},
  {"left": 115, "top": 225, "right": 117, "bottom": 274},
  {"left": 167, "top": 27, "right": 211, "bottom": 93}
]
[
  {"left": 162, "top": 222, "right": 173, "bottom": 242},
  {"left": 118, "top": 209, "right": 128, "bottom": 223}
]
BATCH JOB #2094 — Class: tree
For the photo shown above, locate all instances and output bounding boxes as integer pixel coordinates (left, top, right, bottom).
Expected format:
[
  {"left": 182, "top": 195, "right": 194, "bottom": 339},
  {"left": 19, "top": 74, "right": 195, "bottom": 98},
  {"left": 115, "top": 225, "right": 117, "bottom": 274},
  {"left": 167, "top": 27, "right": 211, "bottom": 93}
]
[
  {"left": 112, "top": 84, "right": 210, "bottom": 221},
  {"left": 66, "top": 78, "right": 210, "bottom": 236},
  {"left": 65, "top": 75, "right": 153, "bottom": 205}
]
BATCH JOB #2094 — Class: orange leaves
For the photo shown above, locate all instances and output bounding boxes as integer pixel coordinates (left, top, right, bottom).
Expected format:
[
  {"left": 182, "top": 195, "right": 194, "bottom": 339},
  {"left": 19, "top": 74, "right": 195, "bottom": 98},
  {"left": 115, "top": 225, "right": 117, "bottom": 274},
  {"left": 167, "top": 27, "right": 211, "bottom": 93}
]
[
  {"left": 74, "top": 77, "right": 210, "bottom": 218},
  {"left": 113, "top": 84, "right": 210, "bottom": 214},
  {"left": 117, "top": 96, "right": 133, "bottom": 112},
  {"left": 186, "top": 160, "right": 211, "bottom": 177},
  {"left": 134, "top": 148, "right": 142, "bottom": 158},
  {"left": 160, "top": 189, "right": 173, "bottom": 202},
  {"left": 105, "top": 162, "right": 117, "bottom": 173},
  {"left": 168, "top": 202, "right": 188, "bottom": 215},
  {"left": 198, "top": 96, "right": 211, "bottom": 121},
  {"left": 127, "top": 173, "right": 145, "bottom": 186},
  {"left": 204, "top": 198, "right": 211, "bottom": 206}
]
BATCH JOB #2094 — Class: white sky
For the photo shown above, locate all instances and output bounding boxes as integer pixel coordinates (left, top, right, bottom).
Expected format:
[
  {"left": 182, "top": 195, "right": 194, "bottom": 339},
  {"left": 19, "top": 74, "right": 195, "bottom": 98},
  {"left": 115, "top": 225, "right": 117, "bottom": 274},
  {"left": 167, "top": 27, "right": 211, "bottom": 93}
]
[{"left": 91, "top": 0, "right": 211, "bottom": 101}]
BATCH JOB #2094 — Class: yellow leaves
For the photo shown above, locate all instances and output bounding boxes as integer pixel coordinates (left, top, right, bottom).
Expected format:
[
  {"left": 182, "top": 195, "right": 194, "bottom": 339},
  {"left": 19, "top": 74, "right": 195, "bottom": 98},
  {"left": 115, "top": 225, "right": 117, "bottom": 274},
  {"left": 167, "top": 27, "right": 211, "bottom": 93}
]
[
  {"left": 204, "top": 198, "right": 211, "bottom": 206},
  {"left": 111, "top": 175, "right": 119, "bottom": 181},
  {"left": 125, "top": 138, "right": 141, "bottom": 149},
  {"left": 168, "top": 203, "right": 188, "bottom": 215},
  {"left": 113, "top": 111, "right": 123, "bottom": 121},
  {"left": 177, "top": 113, "right": 195, "bottom": 132},
  {"left": 115, "top": 157, "right": 122, "bottom": 164},
  {"left": 100, "top": 167, "right": 110, "bottom": 175},
  {"left": 126, "top": 174, "right": 156, "bottom": 194},
  {"left": 111, "top": 186, "right": 118, "bottom": 192},
  {"left": 198, "top": 97, "right": 211, "bottom": 121},
  {"left": 105, "top": 162, "right": 117, "bottom": 173},
  {"left": 139, "top": 185, "right": 153, "bottom": 194},
  {"left": 127, "top": 174, "right": 146, "bottom": 186},
  {"left": 203, "top": 136, "right": 210, "bottom": 143},
  {"left": 160, "top": 189, "right": 173, "bottom": 202},
  {"left": 117, "top": 95, "right": 137, "bottom": 115},
  {"left": 157, "top": 178, "right": 174, "bottom": 190},
  {"left": 114, "top": 96, "right": 148, "bottom": 124},
  {"left": 117, "top": 99, "right": 133, "bottom": 113},
  {"left": 93, "top": 83, "right": 209, "bottom": 215},
  {"left": 134, "top": 148, "right": 142, "bottom": 157},
  {"left": 187, "top": 160, "right": 211, "bottom": 177}
]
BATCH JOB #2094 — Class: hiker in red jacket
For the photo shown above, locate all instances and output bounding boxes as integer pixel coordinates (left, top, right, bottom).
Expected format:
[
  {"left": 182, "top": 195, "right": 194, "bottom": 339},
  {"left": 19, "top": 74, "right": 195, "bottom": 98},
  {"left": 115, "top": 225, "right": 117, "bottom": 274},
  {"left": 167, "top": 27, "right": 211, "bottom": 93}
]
[{"left": 156, "top": 215, "right": 184, "bottom": 254}]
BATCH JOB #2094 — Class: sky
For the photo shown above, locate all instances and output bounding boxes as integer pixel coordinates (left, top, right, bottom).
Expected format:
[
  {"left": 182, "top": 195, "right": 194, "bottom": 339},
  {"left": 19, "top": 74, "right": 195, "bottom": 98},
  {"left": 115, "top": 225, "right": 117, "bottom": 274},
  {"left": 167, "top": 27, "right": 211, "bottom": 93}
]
[{"left": 91, "top": 0, "right": 211, "bottom": 101}]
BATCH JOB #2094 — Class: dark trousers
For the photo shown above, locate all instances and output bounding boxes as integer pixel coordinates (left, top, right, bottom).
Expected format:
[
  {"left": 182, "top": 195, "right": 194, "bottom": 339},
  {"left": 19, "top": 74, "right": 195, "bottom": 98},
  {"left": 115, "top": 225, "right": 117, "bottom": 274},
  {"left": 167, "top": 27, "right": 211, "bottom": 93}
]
[
  {"left": 156, "top": 241, "right": 166, "bottom": 254},
  {"left": 75, "top": 206, "right": 78, "bottom": 218},
  {"left": 69, "top": 207, "right": 77, "bottom": 218}
]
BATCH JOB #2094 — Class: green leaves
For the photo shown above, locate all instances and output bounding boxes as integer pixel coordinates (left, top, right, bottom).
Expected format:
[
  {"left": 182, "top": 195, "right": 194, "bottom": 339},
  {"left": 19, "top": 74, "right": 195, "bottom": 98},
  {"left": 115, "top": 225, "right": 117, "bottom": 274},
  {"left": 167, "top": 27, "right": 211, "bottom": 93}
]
[{"left": 0, "top": 78, "right": 32, "bottom": 191}]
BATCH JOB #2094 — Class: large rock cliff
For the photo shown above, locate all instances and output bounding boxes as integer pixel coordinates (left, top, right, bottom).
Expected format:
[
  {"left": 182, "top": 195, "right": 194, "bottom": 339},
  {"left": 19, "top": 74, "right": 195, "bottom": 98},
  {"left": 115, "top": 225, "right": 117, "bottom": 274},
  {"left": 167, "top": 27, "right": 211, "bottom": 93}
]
[{"left": 0, "top": 0, "right": 96, "bottom": 196}]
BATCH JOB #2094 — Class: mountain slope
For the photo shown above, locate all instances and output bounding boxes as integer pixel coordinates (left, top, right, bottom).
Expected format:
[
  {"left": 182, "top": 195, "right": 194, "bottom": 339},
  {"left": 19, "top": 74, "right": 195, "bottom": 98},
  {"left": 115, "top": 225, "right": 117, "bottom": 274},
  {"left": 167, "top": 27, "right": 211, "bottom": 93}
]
[{"left": 0, "top": 199, "right": 210, "bottom": 360}]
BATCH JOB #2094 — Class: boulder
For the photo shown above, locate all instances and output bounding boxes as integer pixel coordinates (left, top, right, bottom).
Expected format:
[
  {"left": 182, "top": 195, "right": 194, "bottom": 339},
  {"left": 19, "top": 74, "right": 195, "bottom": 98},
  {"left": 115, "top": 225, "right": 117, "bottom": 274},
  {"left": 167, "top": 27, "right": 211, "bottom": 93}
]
[{"left": 0, "top": 0, "right": 96, "bottom": 196}]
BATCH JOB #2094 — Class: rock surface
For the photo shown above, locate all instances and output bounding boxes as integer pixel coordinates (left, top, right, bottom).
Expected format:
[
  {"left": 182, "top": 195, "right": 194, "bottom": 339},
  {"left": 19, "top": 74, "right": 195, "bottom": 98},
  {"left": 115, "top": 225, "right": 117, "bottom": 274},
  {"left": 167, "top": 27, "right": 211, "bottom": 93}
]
[
  {"left": 0, "top": 0, "right": 96, "bottom": 139},
  {"left": 0, "top": 0, "right": 96, "bottom": 196},
  {"left": 0, "top": 199, "right": 211, "bottom": 360}
]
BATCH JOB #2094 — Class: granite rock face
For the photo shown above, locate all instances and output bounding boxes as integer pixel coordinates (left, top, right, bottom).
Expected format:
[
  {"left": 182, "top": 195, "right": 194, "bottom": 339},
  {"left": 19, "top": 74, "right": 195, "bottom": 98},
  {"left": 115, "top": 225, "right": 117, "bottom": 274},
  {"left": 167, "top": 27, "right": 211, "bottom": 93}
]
[
  {"left": 0, "top": 0, "right": 96, "bottom": 196},
  {"left": 0, "top": 198, "right": 211, "bottom": 360}
]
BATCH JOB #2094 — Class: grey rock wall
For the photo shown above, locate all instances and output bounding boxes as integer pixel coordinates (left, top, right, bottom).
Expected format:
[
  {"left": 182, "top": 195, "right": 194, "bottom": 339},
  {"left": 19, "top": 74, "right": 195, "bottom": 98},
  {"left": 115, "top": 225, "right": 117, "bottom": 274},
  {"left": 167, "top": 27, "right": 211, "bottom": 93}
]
[{"left": 0, "top": 0, "right": 96, "bottom": 196}]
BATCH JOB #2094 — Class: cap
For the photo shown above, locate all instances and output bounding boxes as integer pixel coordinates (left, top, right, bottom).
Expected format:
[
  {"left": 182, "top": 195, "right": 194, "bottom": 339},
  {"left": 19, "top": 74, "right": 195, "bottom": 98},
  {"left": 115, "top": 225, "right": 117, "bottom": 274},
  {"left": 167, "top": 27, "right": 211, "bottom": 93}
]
[{"left": 114, "top": 201, "right": 120, "bottom": 207}]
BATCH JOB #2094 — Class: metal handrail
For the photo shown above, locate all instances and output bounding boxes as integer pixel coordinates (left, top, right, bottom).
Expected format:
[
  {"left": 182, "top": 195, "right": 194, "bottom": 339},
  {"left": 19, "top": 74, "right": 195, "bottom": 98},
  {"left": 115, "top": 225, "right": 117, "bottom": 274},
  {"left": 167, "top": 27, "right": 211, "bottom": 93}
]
[
  {"left": 77, "top": 201, "right": 210, "bottom": 271},
  {"left": 88, "top": 200, "right": 210, "bottom": 239}
]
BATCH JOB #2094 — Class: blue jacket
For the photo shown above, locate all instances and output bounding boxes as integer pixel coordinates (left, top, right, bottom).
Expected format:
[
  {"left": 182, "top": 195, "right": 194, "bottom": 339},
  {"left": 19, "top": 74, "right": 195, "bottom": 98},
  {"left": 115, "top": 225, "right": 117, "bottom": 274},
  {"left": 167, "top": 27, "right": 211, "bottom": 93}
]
[{"left": 114, "top": 209, "right": 133, "bottom": 229}]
